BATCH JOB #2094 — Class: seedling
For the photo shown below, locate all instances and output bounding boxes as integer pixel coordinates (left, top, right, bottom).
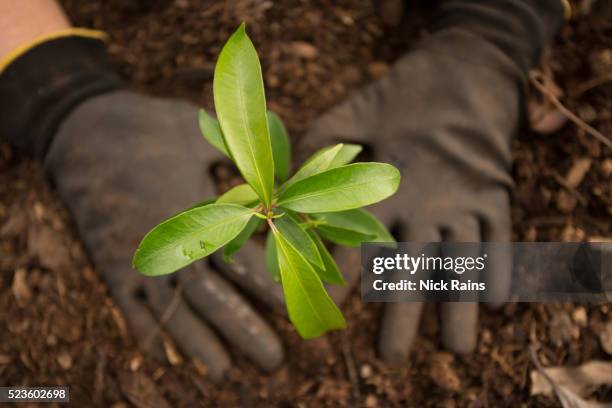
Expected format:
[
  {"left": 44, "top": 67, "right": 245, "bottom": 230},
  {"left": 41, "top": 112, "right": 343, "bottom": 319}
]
[{"left": 132, "top": 23, "right": 400, "bottom": 338}]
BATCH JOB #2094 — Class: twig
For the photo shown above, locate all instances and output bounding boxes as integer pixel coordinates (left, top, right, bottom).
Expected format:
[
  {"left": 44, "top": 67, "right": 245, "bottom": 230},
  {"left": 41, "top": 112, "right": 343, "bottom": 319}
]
[
  {"left": 93, "top": 348, "right": 107, "bottom": 404},
  {"left": 529, "top": 345, "right": 556, "bottom": 389},
  {"left": 341, "top": 334, "right": 360, "bottom": 404},
  {"left": 491, "top": 347, "right": 519, "bottom": 383},
  {"left": 529, "top": 71, "right": 612, "bottom": 149},
  {"left": 549, "top": 170, "right": 588, "bottom": 206},
  {"left": 158, "top": 286, "right": 182, "bottom": 325},
  {"left": 143, "top": 285, "right": 182, "bottom": 351},
  {"left": 571, "top": 72, "right": 612, "bottom": 96}
]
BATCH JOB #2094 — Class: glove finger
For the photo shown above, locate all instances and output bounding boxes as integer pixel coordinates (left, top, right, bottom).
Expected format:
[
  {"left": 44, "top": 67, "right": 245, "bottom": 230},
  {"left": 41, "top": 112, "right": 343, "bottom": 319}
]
[
  {"left": 180, "top": 263, "right": 284, "bottom": 372},
  {"left": 144, "top": 277, "right": 230, "bottom": 382},
  {"left": 110, "top": 285, "right": 165, "bottom": 360},
  {"left": 212, "top": 240, "right": 285, "bottom": 312},
  {"left": 440, "top": 217, "right": 480, "bottom": 354},
  {"left": 481, "top": 192, "right": 512, "bottom": 309},
  {"left": 378, "top": 224, "right": 440, "bottom": 363}
]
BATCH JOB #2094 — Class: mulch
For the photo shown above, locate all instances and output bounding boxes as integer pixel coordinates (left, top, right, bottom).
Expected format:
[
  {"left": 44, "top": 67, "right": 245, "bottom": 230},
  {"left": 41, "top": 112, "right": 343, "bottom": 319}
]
[{"left": 0, "top": 1, "right": 610, "bottom": 406}]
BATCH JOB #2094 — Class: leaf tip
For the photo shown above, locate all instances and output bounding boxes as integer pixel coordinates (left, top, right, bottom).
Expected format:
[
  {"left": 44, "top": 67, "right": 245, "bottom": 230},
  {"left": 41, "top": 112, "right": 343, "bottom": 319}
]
[{"left": 235, "top": 22, "right": 247, "bottom": 37}]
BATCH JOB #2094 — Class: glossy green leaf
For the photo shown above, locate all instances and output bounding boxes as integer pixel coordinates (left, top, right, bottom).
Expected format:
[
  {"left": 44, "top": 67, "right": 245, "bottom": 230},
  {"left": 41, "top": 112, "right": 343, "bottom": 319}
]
[
  {"left": 217, "top": 183, "right": 260, "bottom": 206},
  {"left": 274, "top": 215, "right": 323, "bottom": 269},
  {"left": 133, "top": 203, "right": 254, "bottom": 276},
  {"left": 316, "top": 225, "right": 375, "bottom": 247},
  {"left": 277, "top": 163, "right": 400, "bottom": 213},
  {"left": 265, "top": 230, "right": 280, "bottom": 282},
  {"left": 273, "top": 227, "right": 346, "bottom": 338},
  {"left": 307, "top": 229, "right": 345, "bottom": 285},
  {"left": 213, "top": 23, "right": 274, "bottom": 205},
  {"left": 279, "top": 144, "right": 343, "bottom": 193},
  {"left": 328, "top": 143, "right": 362, "bottom": 168},
  {"left": 313, "top": 209, "right": 394, "bottom": 246},
  {"left": 267, "top": 111, "right": 291, "bottom": 182},
  {"left": 198, "top": 109, "right": 230, "bottom": 157},
  {"left": 223, "top": 217, "right": 263, "bottom": 262}
]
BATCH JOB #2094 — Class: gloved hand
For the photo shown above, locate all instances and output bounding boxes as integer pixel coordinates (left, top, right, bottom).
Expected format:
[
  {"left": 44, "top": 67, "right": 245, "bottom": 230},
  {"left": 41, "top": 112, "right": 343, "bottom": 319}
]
[
  {"left": 44, "top": 91, "right": 287, "bottom": 381},
  {"left": 303, "top": 0, "right": 564, "bottom": 360}
]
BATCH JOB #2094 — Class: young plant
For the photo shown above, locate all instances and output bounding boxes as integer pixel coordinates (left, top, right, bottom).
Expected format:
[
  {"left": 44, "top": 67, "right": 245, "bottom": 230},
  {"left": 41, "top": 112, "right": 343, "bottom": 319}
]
[{"left": 132, "top": 23, "right": 400, "bottom": 338}]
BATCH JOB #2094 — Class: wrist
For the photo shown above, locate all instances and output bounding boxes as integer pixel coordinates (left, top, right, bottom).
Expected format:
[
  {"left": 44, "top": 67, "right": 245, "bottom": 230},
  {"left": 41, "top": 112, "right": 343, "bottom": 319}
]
[
  {"left": 0, "top": 0, "right": 70, "bottom": 59},
  {"left": 0, "top": 32, "right": 122, "bottom": 159}
]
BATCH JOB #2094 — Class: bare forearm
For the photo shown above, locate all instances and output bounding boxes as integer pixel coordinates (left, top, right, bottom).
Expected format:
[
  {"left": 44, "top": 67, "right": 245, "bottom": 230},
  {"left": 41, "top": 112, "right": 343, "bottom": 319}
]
[{"left": 0, "top": 0, "right": 70, "bottom": 58}]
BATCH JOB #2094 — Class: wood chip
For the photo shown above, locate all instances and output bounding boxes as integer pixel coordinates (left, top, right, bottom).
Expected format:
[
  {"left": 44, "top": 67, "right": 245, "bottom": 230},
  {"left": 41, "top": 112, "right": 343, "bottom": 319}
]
[
  {"left": 359, "top": 364, "right": 372, "bottom": 379},
  {"left": 429, "top": 352, "right": 461, "bottom": 392},
  {"left": 572, "top": 307, "right": 588, "bottom": 327},
  {"left": 163, "top": 337, "right": 183, "bottom": 366},
  {"left": 368, "top": 62, "right": 390, "bottom": 78},
  {"left": 12, "top": 268, "right": 32, "bottom": 307},
  {"left": 290, "top": 42, "right": 318, "bottom": 59},
  {"left": 193, "top": 358, "right": 209, "bottom": 377},
  {"left": 130, "top": 354, "right": 143, "bottom": 371},
  {"left": 565, "top": 158, "right": 592, "bottom": 189},
  {"left": 529, "top": 103, "right": 568, "bottom": 134},
  {"left": 57, "top": 353, "right": 73, "bottom": 370},
  {"left": 549, "top": 312, "right": 579, "bottom": 347},
  {"left": 601, "top": 159, "right": 612, "bottom": 178}
]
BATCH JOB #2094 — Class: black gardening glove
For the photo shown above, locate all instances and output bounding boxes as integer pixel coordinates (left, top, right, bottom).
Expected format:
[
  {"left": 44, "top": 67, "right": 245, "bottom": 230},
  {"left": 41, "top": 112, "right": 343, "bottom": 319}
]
[
  {"left": 0, "top": 36, "right": 286, "bottom": 381},
  {"left": 304, "top": 0, "right": 565, "bottom": 360}
]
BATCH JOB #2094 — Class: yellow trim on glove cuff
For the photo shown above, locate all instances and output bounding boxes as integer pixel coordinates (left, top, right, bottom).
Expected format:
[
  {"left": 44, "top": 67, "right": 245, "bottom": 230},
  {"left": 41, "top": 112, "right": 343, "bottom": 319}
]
[{"left": 0, "top": 28, "right": 107, "bottom": 74}]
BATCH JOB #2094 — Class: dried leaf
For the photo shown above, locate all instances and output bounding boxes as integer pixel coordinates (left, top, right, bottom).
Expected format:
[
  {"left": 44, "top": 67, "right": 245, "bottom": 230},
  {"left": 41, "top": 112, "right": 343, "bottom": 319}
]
[
  {"left": 530, "top": 347, "right": 612, "bottom": 407},
  {"left": 117, "top": 371, "right": 171, "bottom": 408}
]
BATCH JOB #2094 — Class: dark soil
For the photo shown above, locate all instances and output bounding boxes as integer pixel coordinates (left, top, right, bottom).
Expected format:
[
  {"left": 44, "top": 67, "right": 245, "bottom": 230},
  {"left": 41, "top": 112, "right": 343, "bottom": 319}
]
[{"left": 1, "top": 1, "right": 611, "bottom": 407}]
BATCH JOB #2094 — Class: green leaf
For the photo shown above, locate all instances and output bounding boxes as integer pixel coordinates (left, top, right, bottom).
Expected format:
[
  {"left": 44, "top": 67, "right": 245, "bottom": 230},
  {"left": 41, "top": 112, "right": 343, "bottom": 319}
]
[
  {"left": 328, "top": 143, "right": 362, "bottom": 168},
  {"left": 316, "top": 225, "right": 375, "bottom": 247},
  {"left": 313, "top": 209, "right": 394, "bottom": 246},
  {"left": 213, "top": 23, "right": 274, "bottom": 206},
  {"left": 198, "top": 109, "right": 230, "bottom": 157},
  {"left": 274, "top": 215, "right": 323, "bottom": 270},
  {"left": 307, "top": 229, "right": 345, "bottom": 285},
  {"left": 278, "top": 143, "right": 363, "bottom": 194},
  {"left": 133, "top": 203, "right": 254, "bottom": 276},
  {"left": 267, "top": 111, "right": 291, "bottom": 182},
  {"left": 279, "top": 144, "right": 343, "bottom": 192},
  {"left": 265, "top": 230, "right": 280, "bottom": 282},
  {"left": 223, "top": 217, "right": 263, "bottom": 262},
  {"left": 217, "top": 183, "right": 260, "bottom": 206},
  {"left": 277, "top": 163, "right": 400, "bottom": 213},
  {"left": 273, "top": 227, "right": 346, "bottom": 338}
]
